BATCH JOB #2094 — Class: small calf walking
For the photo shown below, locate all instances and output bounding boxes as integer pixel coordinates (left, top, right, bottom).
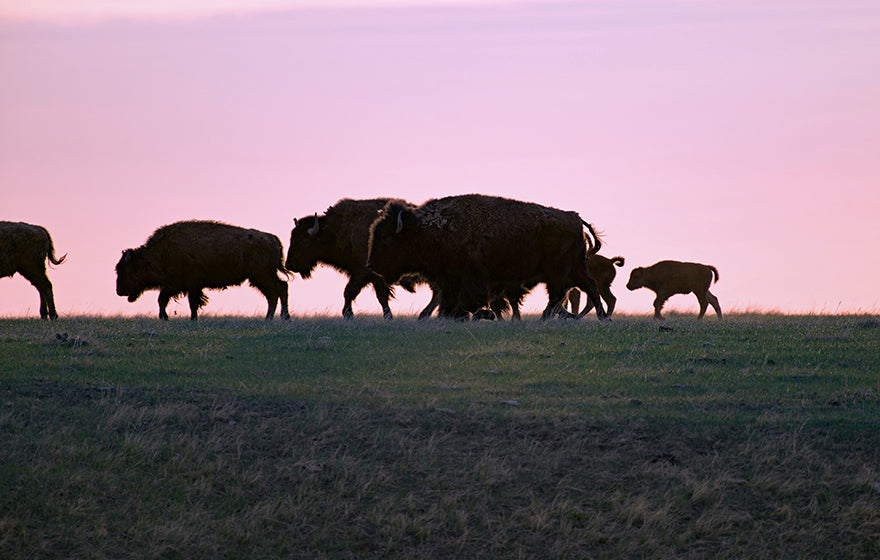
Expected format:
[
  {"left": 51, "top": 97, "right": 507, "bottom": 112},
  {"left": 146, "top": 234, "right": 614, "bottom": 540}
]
[{"left": 626, "top": 260, "right": 722, "bottom": 320}]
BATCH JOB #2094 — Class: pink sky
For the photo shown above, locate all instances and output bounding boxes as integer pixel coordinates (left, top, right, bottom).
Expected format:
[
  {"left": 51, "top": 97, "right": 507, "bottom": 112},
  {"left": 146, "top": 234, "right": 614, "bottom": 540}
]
[{"left": 2, "top": 0, "right": 879, "bottom": 318}]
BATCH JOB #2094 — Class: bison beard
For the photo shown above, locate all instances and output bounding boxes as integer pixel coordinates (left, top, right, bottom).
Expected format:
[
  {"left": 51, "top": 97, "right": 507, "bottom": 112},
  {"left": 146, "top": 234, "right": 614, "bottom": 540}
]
[
  {"left": 0, "top": 221, "right": 66, "bottom": 320},
  {"left": 115, "top": 220, "right": 289, "bottom": 321},
  {"left": 367, "top": 194, "right": 607, "bottom": 320}
]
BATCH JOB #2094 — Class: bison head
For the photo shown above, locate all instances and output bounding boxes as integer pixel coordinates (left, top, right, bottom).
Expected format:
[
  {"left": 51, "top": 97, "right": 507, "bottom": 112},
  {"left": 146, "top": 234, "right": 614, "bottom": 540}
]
[
  {"left": 115, "top": 248, "right": 158, "bottom": 302},
  {"left": 285, "top": 214, "right": 323, "bottom": 278},
  {"left": 366, "top": 201, "right": 421, "bottom": 284},
  {"left": 626, "top": 267, "right": 646, "bottom": 291}
]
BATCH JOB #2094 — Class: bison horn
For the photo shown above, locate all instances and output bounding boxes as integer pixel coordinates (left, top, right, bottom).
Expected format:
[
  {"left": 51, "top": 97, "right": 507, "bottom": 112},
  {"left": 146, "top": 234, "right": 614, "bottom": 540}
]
[
  {"left": 307, "top": 213, "right": 319, "bottom": 236},
  {"left": 395, "top": 211, "right": 403, "bottom": 234}
]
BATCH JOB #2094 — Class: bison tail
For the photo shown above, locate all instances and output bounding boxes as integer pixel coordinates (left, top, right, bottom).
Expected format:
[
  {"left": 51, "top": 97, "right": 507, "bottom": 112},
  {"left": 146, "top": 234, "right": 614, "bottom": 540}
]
[
  {"left": 46, "top": 235, "right": 67, "bottom": 267},
  {"left": 581, "top": 221, "right": 602, "bottom": 257},
  {"left": 611, "top": 256, "right": 625, "bottom": 267},
  {"left": 709, "top": 266, "right": 720, "bottom": 283}
]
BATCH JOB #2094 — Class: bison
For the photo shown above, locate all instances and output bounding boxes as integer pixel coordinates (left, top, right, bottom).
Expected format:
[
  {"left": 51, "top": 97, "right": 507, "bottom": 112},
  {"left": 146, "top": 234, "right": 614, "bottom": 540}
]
[
  {"left": 568, "top": 254, "right": 625, "bottom": 317},
  {"left": 287, "top": 198, "right": 434, "bottom": 320},
  {"left": 115, "top": 220, "right": 289, "bottom": 321},
  {"left": 1, "top": 221, "right": 66, "bottom": 319},
  {"left": 414, "top": 280, "right": 526, "bottom": 321},
  {"left": 366, "top": 194, "right": 607, "bottom": 320},
  {"left": 626, "top": 260, "right": 721, "bottom": 320}
]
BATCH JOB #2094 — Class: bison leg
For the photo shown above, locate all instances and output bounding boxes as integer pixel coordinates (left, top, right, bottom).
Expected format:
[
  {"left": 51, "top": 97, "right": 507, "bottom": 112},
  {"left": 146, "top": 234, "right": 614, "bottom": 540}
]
[
  {"left": 541, "top": 283, "right": 570, "bottom": 320},
  {"left": 157, "top": 289, "right": 175, "bottom": 320},
  {"left": 262, "top": 291, "right": 279, "bottom": 320},
  {"left": 652, "top": 293, "right": 670, "bottom": 320},
  {"left": 567, "top": 289, "right": 582, "bottom": 315},
  {"left": 568, "top": 266, "right": 607, "bottom": 321},
  {"left": 252, "top": 276, "right": 289, "bottom": 320},
  {"left": 371, "top": 279, "right": 394, "bottom": 321},
  {"left": 699, "top": 290, "right": 722, "bottom": 320},
  {"left": 342, "top": 276, "right": 366, "bottom": 320},
  {"left": 20, "top": 268, "right": 57, "bottom": 320},
  {"left": 599, "top": 287, "right": 617, "bottom": 317},
  {"left": 278, "top": 280, "right": 290, "bottom": 320},
  {"left": 278, "top": 280, "right": 290, "bottom": 321},
  {"left": 436, "top": 282, "right": 471, "bottom": 320},
  {"left": 187, "top": 289, "right": 207, "bottom": 321},
  {"left": 502, "top": 284, "right": 529, "bottom": 321},
  {"left": 488, "top": 297, "right": 508, "bottom": 321},
  {"left": 418, "top": 288, "right": 440, "bottom": 320}
]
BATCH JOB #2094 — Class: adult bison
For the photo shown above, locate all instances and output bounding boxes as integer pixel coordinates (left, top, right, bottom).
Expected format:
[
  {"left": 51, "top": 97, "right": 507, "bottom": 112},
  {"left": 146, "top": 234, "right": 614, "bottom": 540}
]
[
  {"left": 116, "top": 220, "right": 289, "bottom": 321},
  {"left": 367, "top": 194, "right": 607, "bottom": 320},
  {"left": 1, "top": 221, "right": 66, "bottom": 319},
  {"left": 568, "top": 254, "right": 625, "bottom": 317},
  {"left": 287, "top": 198, "right": 433, "bottom": 320},
  {"left": 626, "top": 260, "right": 721, "bottom": 320}
]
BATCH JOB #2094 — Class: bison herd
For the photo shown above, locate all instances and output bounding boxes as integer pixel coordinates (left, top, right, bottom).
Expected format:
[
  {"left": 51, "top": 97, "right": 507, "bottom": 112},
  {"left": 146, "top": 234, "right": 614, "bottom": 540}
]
[{"left": 2, "top": 195, "right": 723, "bottom": 321}]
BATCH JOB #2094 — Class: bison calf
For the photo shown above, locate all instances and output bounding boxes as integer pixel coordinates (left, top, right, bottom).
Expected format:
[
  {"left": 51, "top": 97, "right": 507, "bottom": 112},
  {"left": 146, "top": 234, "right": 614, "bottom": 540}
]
[
  {"left": 568, "top": 254, "right": 625, "bottom": 318},
  {"left": 116, "top": 220, "right": 289, "bottom": 321},
  {"left": 626, "top": 260, "right": 721, "bottom": 320},
  {"left": 1, "top": 221, "right": 66, "bottom": 319}
]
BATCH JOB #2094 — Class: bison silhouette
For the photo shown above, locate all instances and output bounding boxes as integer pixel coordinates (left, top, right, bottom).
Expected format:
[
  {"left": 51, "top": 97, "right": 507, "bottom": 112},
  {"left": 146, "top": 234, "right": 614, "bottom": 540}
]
[
  {"left": 1, "top": 221, "right": 66, "bottom": 319},
  {"left": 287, "top": 198, "right": 430, "bottom": 320},
  {"left": 627, "top": 260, "right": 721, "bottom": 320},
  {"left": 568, "top": 254, "right": 625, "bottom": 318},
  {"left": 116, "top": 220, "right": 289, "bottom": 320},
  {"left": 367, "top": 194, "right": 606, "bottom": 320}
]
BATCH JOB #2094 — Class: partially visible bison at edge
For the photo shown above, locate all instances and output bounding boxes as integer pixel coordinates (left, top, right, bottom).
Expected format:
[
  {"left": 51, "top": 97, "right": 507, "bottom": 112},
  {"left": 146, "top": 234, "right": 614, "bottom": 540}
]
[
  {"left": 1, "top": 221, "right": 66, "bottom": 319},
  {"left": 366, "top": 194, "right": 607, "bottom": 320},
  {"left": 115, "top": 220, "right": 289, "bottom": 321},
  {"left": 568, "top": 254, "right": 626, "bottom": 318},
  {"left": 626, "top": 260, "right": 722, "bottom": 320},
  {"left": 287, "top": 198, "right": 430, "bottom": 320}
]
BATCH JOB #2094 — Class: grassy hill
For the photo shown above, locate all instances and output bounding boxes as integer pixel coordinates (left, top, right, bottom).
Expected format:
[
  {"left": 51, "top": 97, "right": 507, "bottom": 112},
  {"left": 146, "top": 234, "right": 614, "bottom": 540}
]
[{"left": 2, "top": 314, "right": 879, "bottom": 558}]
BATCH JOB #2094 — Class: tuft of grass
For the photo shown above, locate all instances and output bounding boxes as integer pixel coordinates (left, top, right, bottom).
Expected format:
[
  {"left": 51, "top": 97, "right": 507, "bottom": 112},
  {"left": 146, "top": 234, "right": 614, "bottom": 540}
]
[{"left": 1, "top": 314, "right": 879, "bottom": 558}]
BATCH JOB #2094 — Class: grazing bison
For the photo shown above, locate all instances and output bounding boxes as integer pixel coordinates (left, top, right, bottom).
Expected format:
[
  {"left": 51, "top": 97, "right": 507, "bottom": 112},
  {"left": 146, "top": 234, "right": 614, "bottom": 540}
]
[
  {"left": 367, "top": 194, "right": 607, "bottom": 320},
  {"left": 287, "top": 198, "right": 432, "bottom": 320},
  {"left": 116, "top": 220, "right": 289, "bottom": 321},
  {"left": 626, "top": 260, "right": 722, "bottom": 320},
  {"left": 568, "top": 255, "right": 625, "bottom": 317},
  {"left": 0, "top": 221, "right": 66, "bottom": 319}
]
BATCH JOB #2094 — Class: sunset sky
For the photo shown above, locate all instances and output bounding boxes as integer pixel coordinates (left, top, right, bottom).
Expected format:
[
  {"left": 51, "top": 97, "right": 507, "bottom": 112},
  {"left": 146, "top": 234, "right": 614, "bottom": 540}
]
[{"left": 2, "top": 0, "right": 879, "bottom": 319}]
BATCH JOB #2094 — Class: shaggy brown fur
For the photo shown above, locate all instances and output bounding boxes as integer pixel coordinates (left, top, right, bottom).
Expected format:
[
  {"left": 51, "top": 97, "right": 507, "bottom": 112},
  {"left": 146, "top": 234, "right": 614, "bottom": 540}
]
[
  {"left": 116, "top": 220, "right": 289, "bottom": 321},
  {"left": 626, "top": 260, "right": 721, "bottom": 320},
  {"left": 0, "top": 221, "right": 66, "bottom": 319},
  {"left": 568, "top": 255, "right": 625, "bottom": 317},
  {"left": 367, "top": 194, "right": 606, "bottom": 320},
  {"left": 287, "top": 198, "right": 430, "bottom": 320}
]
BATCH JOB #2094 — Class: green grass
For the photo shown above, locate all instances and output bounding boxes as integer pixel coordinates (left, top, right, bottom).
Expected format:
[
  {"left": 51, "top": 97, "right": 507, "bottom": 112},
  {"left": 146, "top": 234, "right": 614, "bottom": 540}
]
[{"left": 2, "top": 314, "right": 880, "bottom": 558}]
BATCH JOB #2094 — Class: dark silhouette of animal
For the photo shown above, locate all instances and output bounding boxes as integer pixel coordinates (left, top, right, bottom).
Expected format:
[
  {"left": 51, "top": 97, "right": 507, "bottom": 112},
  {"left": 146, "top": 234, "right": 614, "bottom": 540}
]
[
  {"left": 367, "top": 194, "right": 607, "bottom": 320},
  {"left": 287, "top": 198, "right": 433, "bottom": 320},
  {"left": 115, "top": 220, "right": 289, "bottom": 321},
  {"left": 626, "top": 260, "right": 721, "bottom": 320},
  {"left": 567, "top": 254, "right": 625, "bottom": 317},
  {"left": 415, "top": 281, "right": 524, "bottom": 321},
  {"left": 1, "top": 221, "right": 66, "bottom": 319}
]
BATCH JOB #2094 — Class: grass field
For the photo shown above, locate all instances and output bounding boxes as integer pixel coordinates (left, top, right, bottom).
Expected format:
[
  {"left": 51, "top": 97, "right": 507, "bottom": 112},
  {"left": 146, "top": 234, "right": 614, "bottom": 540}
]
[{"left": 2, "top": 313, "right": 879, "bottom": 558}]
